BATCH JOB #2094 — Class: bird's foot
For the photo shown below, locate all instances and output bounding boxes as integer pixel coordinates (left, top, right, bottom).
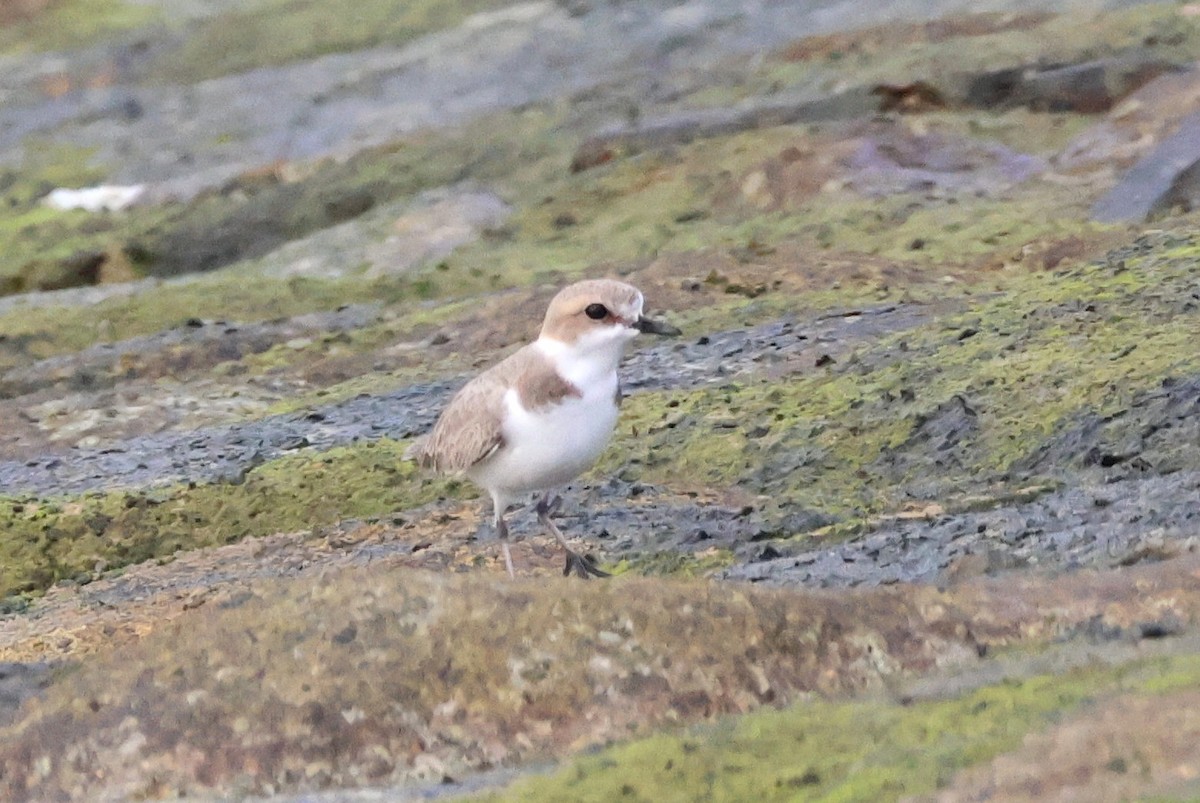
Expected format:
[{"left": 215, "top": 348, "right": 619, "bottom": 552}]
[
  {"left": 562, "top": 549, "right": 611, "bottom": 579},
  {"left": 536, "top": 493, "right": 563, "bottom": 519}
]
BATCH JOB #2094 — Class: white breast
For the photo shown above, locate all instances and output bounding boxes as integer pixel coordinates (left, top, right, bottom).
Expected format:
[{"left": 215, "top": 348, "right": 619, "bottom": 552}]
[{"left": 468, "top": 372, "right": 619, "bottom": 496}]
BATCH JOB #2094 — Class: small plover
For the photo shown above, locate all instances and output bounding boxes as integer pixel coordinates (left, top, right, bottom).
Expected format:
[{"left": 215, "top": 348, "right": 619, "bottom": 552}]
[{"left": 407, "top": 279, "right": 680, "bottom": 578}]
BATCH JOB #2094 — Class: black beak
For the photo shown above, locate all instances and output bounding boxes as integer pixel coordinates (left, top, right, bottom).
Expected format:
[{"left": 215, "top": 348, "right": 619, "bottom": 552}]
[{"left": 633, "top": 315, "right": 681, "bottom": 336}]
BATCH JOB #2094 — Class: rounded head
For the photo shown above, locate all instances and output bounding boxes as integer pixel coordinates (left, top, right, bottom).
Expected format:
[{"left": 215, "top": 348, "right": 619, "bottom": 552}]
[{"left": 539, "top": 279, "right": 645, "bottom": 346}]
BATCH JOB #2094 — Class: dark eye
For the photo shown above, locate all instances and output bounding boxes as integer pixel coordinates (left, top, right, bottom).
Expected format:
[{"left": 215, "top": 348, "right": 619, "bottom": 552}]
[{"left": 585, "top": 303, "right": 609, "bottom": 320}]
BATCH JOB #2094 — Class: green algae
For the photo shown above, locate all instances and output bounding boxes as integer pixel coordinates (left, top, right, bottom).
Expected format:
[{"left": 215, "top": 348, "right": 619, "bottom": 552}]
[
  {"left": 488, "top": 652, "right": 1200, "bottom": 802},
  {"left": 2, "top": 142, "right": 107, "bottom": 203},
  {"left": 0, "top": 438, "right": 450, "bottom": 598},
  {"left": 0, "top": 142, "right": 116, "bottom": 290},
  {"left": 440, "top": 110, "right": 1112, "bottom": 297},
  {"left": 467, "top": 128, "right": 801, "bottom": 272},
  {"left": 0, "top": 206, "right": 99, "bottom": 292},
  {"left": 155, "top": 0, "right": 509, "bottom": 83},
  {"left": 6, "top": 1, "right": 1200, "bottom": 607},
  {"left": 793, "top": 188, "right": 1107, "bottom": 266},
  {"left": 8, "top": 228, "right": 1190, "bottom": 598},
  {"left": 0, "top": 0, "right": 157, "bottom": 54},
  {"left": 597, "top": 232, "right": 1200, "bottom": 531},
  {"left": 608, "top": 548, "right": 737, "bottom": 578},
  {"left": 0, "top": 271, "right": 411, "bottom": 371},
  {"left": 0, "top": 52, "right": 1102, "bottom": 354},
  {"left": 606, "top": 376, "right": 914, "bottom": 520},
  {"left": 0, "top": 0, "right": 1168, "bottom": 329},
  {"left": 519, "top": 2, "right": 1199, "bottom": 273},
  {"left": 4, "top": 230, "right": 1197, "bottom": 597},
  {"left": 378, "top": 1, "right": 1184, "bottom": 299},
  {"left": 735, "top": 2, "right": 1200, "bottom": 109},
  {"left": 0, "top": 100, "right": 553, "bottom": 306}
]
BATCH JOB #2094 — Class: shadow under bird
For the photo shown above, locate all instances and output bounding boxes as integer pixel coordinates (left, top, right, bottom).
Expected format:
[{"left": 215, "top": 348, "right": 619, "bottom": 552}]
[{"left": 407, "top": 279, "right": 681, "bottom": 577}]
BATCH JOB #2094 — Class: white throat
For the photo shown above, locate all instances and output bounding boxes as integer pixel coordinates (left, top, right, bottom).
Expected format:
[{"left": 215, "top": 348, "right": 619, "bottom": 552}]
[{"left": 536, "top": 328, "right": 633, "bottom": 387}]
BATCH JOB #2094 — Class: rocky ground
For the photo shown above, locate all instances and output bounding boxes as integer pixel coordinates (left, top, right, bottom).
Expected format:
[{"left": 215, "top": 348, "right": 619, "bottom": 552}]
[{"left": 4, "top": 0, "right": 1200, "bottom": 800}]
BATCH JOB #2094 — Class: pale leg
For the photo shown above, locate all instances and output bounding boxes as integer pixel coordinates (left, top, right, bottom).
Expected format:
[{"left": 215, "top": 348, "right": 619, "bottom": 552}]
[{"left": 493, "top": 498, "right": 515, "bottom": 579}]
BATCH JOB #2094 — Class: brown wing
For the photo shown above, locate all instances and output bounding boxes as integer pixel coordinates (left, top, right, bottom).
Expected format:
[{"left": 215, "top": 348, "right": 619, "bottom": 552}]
[
  {"left": 409, "top": 371, "right": 506, "bottom": 475},
  {"left": 408, "top": 345, "right": 579, "bottom": 474}
]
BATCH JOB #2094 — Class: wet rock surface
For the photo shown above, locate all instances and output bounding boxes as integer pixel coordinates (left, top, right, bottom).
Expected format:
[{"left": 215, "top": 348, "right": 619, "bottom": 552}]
[
  {"left": 727, "top": 469, "right": 1200, "bottom": 586},
  {"left": 0, "top": 301, "right": 939, "bottom": 495},
  {"left": 1091, "top": 106, "right": 1200, "bottom": 221},
  {"left": 1, "top": 277, "right": 1195, "bottom": 595},
  {"left": 0, "top": 303, "right": 382, "bottom": 399},
  {"left": 0, "top": 378, "right": 451, "bottom": 494}
]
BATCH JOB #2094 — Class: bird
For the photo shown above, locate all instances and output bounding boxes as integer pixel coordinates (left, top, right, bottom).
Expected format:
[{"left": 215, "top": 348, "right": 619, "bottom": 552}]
[{"left": 407, "top": 279, "right": 680, "bottom": 578}]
